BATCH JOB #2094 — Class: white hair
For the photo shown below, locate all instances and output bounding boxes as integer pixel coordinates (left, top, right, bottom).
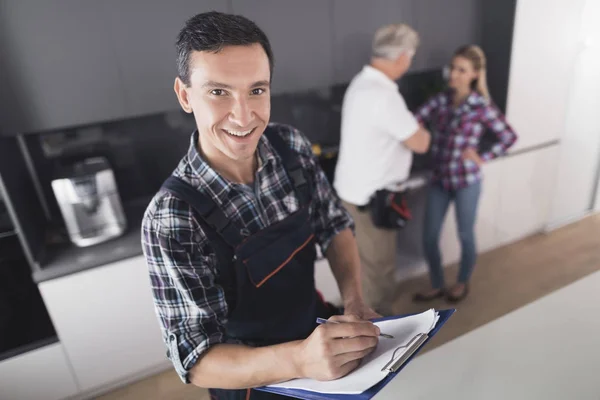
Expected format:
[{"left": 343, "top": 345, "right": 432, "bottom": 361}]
[{"left": 372, "top": 24, "right": 419, "bottom": 60}]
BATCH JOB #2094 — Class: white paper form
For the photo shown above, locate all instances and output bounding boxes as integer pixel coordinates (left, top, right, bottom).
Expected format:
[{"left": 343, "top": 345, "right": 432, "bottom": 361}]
[{"left": 267, "top": 309, "right": 439, "bottom": 395}]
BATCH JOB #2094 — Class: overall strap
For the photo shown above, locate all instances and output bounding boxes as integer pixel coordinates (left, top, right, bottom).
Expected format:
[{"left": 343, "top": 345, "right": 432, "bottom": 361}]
[
  {"left": 263, "top": 126, "right": 312, "bottom": 205},
  {"left": 161, "top": 176, "right": 243, "bottom": 249}
]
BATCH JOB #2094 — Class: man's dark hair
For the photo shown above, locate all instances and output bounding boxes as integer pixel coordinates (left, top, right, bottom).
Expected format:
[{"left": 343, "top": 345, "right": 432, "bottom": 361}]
[{"left": 176, "top": 11, "right": 274, "bottom": 86}]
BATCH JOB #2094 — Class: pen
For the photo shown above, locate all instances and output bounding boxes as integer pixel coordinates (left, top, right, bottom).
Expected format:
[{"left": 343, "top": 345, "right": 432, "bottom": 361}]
[{"left": 316, "top": 317, "right": 394, "bottom": 339}]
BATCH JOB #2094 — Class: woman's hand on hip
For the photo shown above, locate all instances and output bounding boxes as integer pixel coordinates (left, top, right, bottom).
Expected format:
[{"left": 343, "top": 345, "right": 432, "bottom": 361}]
[{"left": 462, "top": 147, "right": 484, "bottom": 167}]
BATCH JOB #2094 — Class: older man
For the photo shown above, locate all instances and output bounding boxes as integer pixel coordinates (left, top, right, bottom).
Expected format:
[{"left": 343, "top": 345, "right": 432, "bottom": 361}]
[{"left": 334, "top": 24, "right": 431, "bottom": 315}]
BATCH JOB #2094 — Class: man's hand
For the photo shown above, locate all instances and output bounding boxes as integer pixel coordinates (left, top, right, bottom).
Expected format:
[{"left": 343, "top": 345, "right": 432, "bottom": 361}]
[
  {"left": 462, "top": 147, "right": 484, "bottom": 167},
  {"left": 344, "top": 300, "right": 382, "bottom": 320},
  {"left": 293, "top": 315, "right": 380, "bottom": 381}
]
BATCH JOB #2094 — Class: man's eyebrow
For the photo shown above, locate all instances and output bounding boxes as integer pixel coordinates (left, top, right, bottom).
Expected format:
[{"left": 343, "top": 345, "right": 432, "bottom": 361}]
[
  {"left": 250, "top": 80, "right": 270, "bottom": 88},
  {"left": 201, "top": 81, "right": 233, "bottom": 89},
  {"left": 200, "top": 80, "right": 270, "bottom": 90}
]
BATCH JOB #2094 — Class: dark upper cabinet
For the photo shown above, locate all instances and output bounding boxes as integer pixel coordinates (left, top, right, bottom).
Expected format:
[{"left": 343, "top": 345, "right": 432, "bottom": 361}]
[
  {"left": 0, "top": 12, "right": 25, "bottom": 138},
  {"left": 332, "top": 0, "right": 482, "bottom": 82},
  {"left": 0, "top": 0, "right": 126, "bottom": 134},
  {"left": 231, "top": 0, "right": 334, "bottom": 94},
  {"left": 331, "top": 0, "right": 416, "bottom": 84},
  {"left": 0, "top": 136, "right": 46, "bottom": 269},
  {"left": 101, "top": 0, "right": 229, "bottom": 118},
  {"left": 0, "top": 0, "right": 228, "bottom": 134},
  {"left": 481, "top": 0, "right": 517, "bottom": 113},
  {"left": 0, "top": 0, "right": 485, "bottom": 135},
  {"left": 411, "top": 0, "right": 482, "bottom": 71}
]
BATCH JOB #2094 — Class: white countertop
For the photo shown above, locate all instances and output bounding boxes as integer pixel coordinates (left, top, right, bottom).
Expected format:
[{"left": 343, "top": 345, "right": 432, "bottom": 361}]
[{"left": 375, "top": 270, "right": 600, "bottom": 400}]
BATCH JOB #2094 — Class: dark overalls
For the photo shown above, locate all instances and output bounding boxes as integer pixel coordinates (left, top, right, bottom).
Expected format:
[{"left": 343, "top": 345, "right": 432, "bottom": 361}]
[{"left": 161, "top": 127, "right": 336, "bottom": 399}]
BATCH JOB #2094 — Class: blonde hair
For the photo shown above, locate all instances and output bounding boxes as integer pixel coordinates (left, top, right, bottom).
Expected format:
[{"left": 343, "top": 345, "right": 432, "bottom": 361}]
[
  {"left": 372, "top": 24, "right": 419, "bottom": 60},
  {"left": 454, "top": 45, "right": 490, "bottom": 101}
]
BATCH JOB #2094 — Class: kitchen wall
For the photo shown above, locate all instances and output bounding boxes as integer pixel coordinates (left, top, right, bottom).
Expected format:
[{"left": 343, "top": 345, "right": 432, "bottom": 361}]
[{"left": 0, "top": 0, "right": 484, "bottom": 135}]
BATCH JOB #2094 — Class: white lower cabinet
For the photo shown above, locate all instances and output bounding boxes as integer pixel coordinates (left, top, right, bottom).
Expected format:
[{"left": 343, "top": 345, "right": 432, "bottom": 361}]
[
  {"left": 38, "top": 256, "right": 169, "bottom": 394},
  {"left": 0, "top": 343, "right": 79, "bottom": 400},
  {"left": 496, "top": 145, "right": 559, "bottom": 246}
]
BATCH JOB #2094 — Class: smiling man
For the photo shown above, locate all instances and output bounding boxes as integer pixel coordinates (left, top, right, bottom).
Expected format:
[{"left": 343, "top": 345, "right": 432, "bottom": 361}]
[{"left": 141, "top": 11, "right": 380, "bottom": 400}]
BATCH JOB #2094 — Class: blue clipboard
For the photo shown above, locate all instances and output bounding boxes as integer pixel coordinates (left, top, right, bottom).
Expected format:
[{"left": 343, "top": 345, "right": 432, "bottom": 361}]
[{"left": 256, "top": 308, "right": 455, "bottom": 400}]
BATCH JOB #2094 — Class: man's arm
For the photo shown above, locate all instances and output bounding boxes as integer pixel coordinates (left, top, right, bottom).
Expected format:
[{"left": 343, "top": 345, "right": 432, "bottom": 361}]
[
  {"left": 403, "top": 126, "right": 431, "bottom": 154},
  {"left": 189, "top": 315, "right": 379, "bottom": 388},
  {"left": 189, "top": 342, "right": 299, "bottom": 388},
  {"left": 377, "top": 92, "right": 431, "bottom": 154}
]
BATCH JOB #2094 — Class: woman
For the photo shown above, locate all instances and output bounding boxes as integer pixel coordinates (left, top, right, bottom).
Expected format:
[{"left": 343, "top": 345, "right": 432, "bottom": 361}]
[{"left": 413, "top": 45, "right": 517, "bottom": 303}]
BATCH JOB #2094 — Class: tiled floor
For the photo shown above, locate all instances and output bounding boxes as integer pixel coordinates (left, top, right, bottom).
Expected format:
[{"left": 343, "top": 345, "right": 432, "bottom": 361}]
[{"left": 95, "top": 214, "right": 600, "bottom": 400}]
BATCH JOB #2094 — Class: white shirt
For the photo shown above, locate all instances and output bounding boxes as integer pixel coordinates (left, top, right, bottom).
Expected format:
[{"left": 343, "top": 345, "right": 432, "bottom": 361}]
[{"left": 334, "top": 65, "right": 419, "bottom": 206}]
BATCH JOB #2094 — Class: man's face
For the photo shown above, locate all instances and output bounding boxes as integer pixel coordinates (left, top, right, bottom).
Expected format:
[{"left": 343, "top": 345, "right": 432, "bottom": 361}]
[{"left": 175, "top": 43, "right": 271, "bottom": 163}]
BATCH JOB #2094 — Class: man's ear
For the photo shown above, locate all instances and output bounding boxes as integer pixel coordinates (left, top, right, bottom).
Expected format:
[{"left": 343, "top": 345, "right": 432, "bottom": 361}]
[
  {"left": 395, "top": 52, "right": 409, "bottom": 67},
  {"left": 174, "top": 77, "right": 193, "bottom": 113}
]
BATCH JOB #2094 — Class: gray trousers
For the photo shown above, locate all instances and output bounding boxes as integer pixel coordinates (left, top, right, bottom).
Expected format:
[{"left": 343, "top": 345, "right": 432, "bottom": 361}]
[{"left": 343, "top": 201, "right": 397, "bottom": 315}]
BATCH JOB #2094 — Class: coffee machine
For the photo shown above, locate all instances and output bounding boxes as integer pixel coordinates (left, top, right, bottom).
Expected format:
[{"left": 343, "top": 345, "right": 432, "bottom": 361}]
[{"left": 51, "top": 157, "right": 127, "bottom": 247}]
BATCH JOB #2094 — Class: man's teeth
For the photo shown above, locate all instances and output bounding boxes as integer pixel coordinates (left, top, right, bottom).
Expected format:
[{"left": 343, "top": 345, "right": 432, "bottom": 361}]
[{"left": 226, "top": 129, "right": 253, "bottom": 137}]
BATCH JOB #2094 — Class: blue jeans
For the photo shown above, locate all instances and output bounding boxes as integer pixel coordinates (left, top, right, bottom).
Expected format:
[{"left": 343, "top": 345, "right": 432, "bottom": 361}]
[{"left": 423, "top": 181, "right": 481, "bottom": 289}]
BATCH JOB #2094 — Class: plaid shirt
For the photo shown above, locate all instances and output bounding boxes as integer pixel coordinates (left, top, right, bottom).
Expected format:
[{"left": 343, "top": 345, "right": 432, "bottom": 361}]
[
  {"left": 141, "top": 123, "right": 353, "bottom": 382},
  {"left": 415, "top": 91, "right": 517, "bottom": 190}
]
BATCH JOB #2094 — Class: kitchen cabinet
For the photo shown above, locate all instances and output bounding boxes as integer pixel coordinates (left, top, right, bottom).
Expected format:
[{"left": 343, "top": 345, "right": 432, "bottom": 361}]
[
  {"left": 398, "top": 159, "right": 504, "bottom": 279},
  {"left": 231, "top": 0, "right": 333, "bottom": 94},
  {"left": 496, "top": 145, "right": 560, "bottom": 246},
  {"left": 395, "top": 149, "right": 557, "bottom": 281},
  {"left": 481, "top": 0, "right": 517, "bottom": 114},
  {"left": 0, "top": 26, "right": 26, "bottom": 136},
  {"left": 433, "top": 146, "right": 558, "bottom": 267},
  {"left": 437, "top": 203, "right": 461, "bottom": 267},
  {"left": 411, "top": 0, "right": 482, "bottom": 71},
  {"left": 437, "top": 158, "right": 505, "bottom": 268},
  {"left": 331, "top": 0, "right": 482, "bottom": 83},
  {"left": 546, "top": 0, "right": 600, "bottom": 228},
  {"left": 331, "top": 0, "right": 415, "bottom": 84},
  {"left": 38, "top": 255, "right": 169, "bottom": 393},
  {"left": 314, "top": 255, "right": 342, "bottom": 306},
  {"left": 0, "top": 343, "right": 79, "bottom": 400},
  {"left": 0, "top": 0, "right": 126, "bottom": 133},
  {"left": 102, "top": 0, "right": 229, "bottom": 118},
  {"left": 474, "top": 159, "right": 504, "bottom": 253},
  {"left": 505, "top": 0, "right": 586, "bottom": 152},
  {"left": 395, "top": 187, "right": 429, "bottom": 281}
]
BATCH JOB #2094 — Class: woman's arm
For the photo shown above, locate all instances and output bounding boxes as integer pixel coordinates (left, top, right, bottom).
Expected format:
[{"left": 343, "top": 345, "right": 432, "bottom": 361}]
[{"left": 479, "top": 103, "right": 518, "bottom": 162}]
